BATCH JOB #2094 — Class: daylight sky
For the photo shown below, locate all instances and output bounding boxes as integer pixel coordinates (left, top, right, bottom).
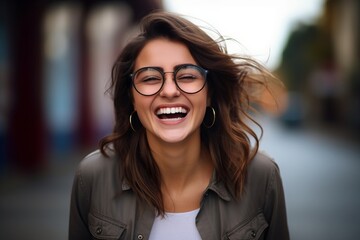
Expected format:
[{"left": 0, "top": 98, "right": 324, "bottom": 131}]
[{"left": 163, "top": 0, "right": 325, "bottom": 70}]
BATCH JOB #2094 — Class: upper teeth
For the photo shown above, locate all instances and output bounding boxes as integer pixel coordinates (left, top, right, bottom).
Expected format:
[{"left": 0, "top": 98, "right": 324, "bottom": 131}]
[{"left": 156, "top": 107, "right": 187, "bottom": 115}]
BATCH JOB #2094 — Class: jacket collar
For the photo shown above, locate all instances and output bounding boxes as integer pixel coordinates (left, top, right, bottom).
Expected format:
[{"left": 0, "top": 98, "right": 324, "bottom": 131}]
[{"left": 205, "top": 171, "right": 232, "bottom": 202}]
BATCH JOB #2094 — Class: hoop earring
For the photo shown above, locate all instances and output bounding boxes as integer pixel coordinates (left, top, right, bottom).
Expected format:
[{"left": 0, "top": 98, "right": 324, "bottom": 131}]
[
  {"left": 129, "top": 111, "right": 137, "bottom": 132},
  {"left": 203, "top": 107, "right": 216, "bottom": 128}
]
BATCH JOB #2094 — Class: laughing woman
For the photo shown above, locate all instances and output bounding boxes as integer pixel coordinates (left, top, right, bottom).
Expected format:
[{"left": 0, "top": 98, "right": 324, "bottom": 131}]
[{"left": 69, "top": 11, "right": 289, "bottom": 240}]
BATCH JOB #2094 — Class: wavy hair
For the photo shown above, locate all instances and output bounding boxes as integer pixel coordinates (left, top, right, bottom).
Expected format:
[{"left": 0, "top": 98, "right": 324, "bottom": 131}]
[{"left": 100, "top": 11, "right": 281, "bottom": 216}]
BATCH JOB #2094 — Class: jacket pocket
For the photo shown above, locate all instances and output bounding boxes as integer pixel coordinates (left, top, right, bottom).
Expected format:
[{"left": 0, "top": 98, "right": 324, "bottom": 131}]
[
  {"left": 225, "top": 212, "right": 268, "bottom": 240},
  {"left": 88, "top": 211, "right": 126, "bottom": 239}
]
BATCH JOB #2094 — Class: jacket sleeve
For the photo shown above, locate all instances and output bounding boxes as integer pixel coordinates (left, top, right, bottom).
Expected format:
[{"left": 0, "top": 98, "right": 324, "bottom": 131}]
[
  {"left": 68, "top": 165, "right": 92, "bottom": 239},
  {"left": 263, "top": 162, "right": 290, "bottom": 240}
]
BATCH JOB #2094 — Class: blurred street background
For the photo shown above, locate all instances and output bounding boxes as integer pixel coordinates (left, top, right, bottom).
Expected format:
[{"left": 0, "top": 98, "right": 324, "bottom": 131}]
[{"left": 0, "top": 0, "right": 359, "bottom": 239}]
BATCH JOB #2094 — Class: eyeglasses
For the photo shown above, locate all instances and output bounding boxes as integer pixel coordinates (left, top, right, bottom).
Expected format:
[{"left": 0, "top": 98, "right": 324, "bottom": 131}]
[{"left": 130, "top": 64, "right": 208, "bottom": 96}]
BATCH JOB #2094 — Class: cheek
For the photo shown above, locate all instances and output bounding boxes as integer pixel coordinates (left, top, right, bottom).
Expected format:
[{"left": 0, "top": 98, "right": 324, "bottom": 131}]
[
  {"left": 193, "top": 92, "right": 209, "bottom": 116},
  {"left": 132, "top": 94, "right": 153, "bottom": 124},
  {"left": 132, "top": 91, "right": 145, "bottom": 111},
  {"left": 133, "top": 100, "right": 147, "bottom": 116},
  {"left": 133, "top": 101, "right": 148, "bottom": 128}
]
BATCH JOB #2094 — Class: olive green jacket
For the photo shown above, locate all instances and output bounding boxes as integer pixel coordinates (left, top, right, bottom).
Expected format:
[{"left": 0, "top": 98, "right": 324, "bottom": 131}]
[{"left": 69, "top": 150, "right": 289, "bottom": 240}]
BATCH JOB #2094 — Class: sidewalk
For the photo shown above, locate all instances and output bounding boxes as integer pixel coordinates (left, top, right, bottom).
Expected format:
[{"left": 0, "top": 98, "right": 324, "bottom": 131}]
[
  {"left": 0, "top": 152, "right": 81, "bottom": 240},
  {"left": 259, "top": 117, "right": 360, "bottom": 240}
]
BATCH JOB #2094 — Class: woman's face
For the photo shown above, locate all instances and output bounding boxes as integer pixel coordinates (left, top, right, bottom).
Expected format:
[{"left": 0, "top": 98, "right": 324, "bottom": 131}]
[{"left": 132, "top": 38, "right": 208, "bottom": 144}]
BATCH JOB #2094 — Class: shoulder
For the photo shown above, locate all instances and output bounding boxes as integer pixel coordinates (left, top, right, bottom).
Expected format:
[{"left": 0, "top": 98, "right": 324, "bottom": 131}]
[
  {"left": 75, "top": 149, "right": 119, "bottom": 186},
  {"left": 78, "top": 149, "right": 117, "bottom": 170},
  {"left": 246, "top": 151, "right": 282, "bottom": 193},
  {"left": 247, "top": 151, "right": 279, "bottom": 177}
]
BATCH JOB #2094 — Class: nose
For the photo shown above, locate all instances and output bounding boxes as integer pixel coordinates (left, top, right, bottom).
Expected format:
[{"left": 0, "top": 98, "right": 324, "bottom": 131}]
[{"left": 159, "top": 72, "right": 180, "bottom": 97}]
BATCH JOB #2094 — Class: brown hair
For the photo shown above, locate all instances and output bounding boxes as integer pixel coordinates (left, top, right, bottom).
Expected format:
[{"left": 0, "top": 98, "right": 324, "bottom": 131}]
[{"left": 100, "top": 11, "right": 280, "bottom": 216}]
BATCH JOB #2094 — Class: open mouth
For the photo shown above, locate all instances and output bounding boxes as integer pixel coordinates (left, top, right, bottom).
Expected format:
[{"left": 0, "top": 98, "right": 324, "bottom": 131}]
[{"left": 156, "top": 107, "right": 188, "bottom": 120}]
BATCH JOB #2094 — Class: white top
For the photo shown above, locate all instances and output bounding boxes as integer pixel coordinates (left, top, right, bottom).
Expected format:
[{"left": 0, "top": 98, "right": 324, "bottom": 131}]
[{"left": 149, "top": 208, "right": 202, "bottom": 240}]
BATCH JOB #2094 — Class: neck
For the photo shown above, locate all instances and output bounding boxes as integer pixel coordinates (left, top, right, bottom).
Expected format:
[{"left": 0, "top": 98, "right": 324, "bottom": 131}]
[
  {"left": 152, "top": 140, "right": 201, "bottom": 173},
  {"left": 147, "top": 130, "right": 210, "bottom": 188},
  {"left": 147, "top": 130, "right": 213, "bottom": 212}
]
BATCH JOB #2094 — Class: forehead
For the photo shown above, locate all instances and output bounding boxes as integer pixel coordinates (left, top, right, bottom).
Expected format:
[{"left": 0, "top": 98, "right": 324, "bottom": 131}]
[{"left": 134, "top": 38, "right": 196, "bottom": 70}]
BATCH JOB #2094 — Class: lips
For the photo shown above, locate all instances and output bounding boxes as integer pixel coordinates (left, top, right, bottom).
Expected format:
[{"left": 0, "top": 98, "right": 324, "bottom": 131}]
[{"left": 156, "top": 107, "right": 188, "bottom": 119}]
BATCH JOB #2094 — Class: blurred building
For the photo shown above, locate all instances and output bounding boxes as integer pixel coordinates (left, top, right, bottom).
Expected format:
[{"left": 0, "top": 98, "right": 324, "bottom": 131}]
[
  {"left": 278, "top": 0, "right": 359, "bottom": 132},
  {"left": 0, "top": 0, "right": 163, "bottom": 175},
  {"left": 327, "top": 0, "right": 360, "bottom": 131}
]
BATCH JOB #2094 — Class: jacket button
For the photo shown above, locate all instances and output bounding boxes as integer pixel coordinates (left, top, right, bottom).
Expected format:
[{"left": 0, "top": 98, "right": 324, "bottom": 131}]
[
  {"left": 96, "top": 227, "right": 102, "bottom": 235},
  {"left": 251, "top": 230, "right": 256, "bottom": 238},
  {"left": 137, "top": 234, "right": 144, "bottom": 239}
]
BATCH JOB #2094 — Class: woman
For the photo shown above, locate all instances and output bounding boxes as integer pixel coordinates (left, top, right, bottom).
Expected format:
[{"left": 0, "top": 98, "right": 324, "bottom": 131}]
[{"left": 69, "top": 11, "right": 289, "bottom": 240}]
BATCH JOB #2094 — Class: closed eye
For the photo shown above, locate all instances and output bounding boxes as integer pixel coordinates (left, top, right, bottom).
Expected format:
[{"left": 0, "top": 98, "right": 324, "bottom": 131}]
[
  {"left": 140, "top": 76, "right": 162, "bottom": 84},
  {"left": 177, "top": 74, "right": 197, "bottom": 81}
]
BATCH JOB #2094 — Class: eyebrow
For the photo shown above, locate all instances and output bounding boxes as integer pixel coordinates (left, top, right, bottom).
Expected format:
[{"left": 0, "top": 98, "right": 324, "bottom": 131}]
[{"left": 137, "top": 63, "right": 197, "bottom": 72}]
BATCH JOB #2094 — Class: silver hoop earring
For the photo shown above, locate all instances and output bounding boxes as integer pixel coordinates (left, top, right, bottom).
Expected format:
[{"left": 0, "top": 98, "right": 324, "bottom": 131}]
[
  {"left": 129, "top": 111, "right": 137, "bottom": 132},
  {"left": 203, "top": 107, "right": 216, "bottom": 128}
]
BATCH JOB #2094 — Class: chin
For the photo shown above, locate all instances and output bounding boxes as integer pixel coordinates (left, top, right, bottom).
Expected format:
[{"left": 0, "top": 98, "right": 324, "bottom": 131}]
[
  {"left": 159, "top": 135, "right": 187, "bottom": 144},
  {"left": 156, "top": 129, "right": 189, "bottom": 143}
]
